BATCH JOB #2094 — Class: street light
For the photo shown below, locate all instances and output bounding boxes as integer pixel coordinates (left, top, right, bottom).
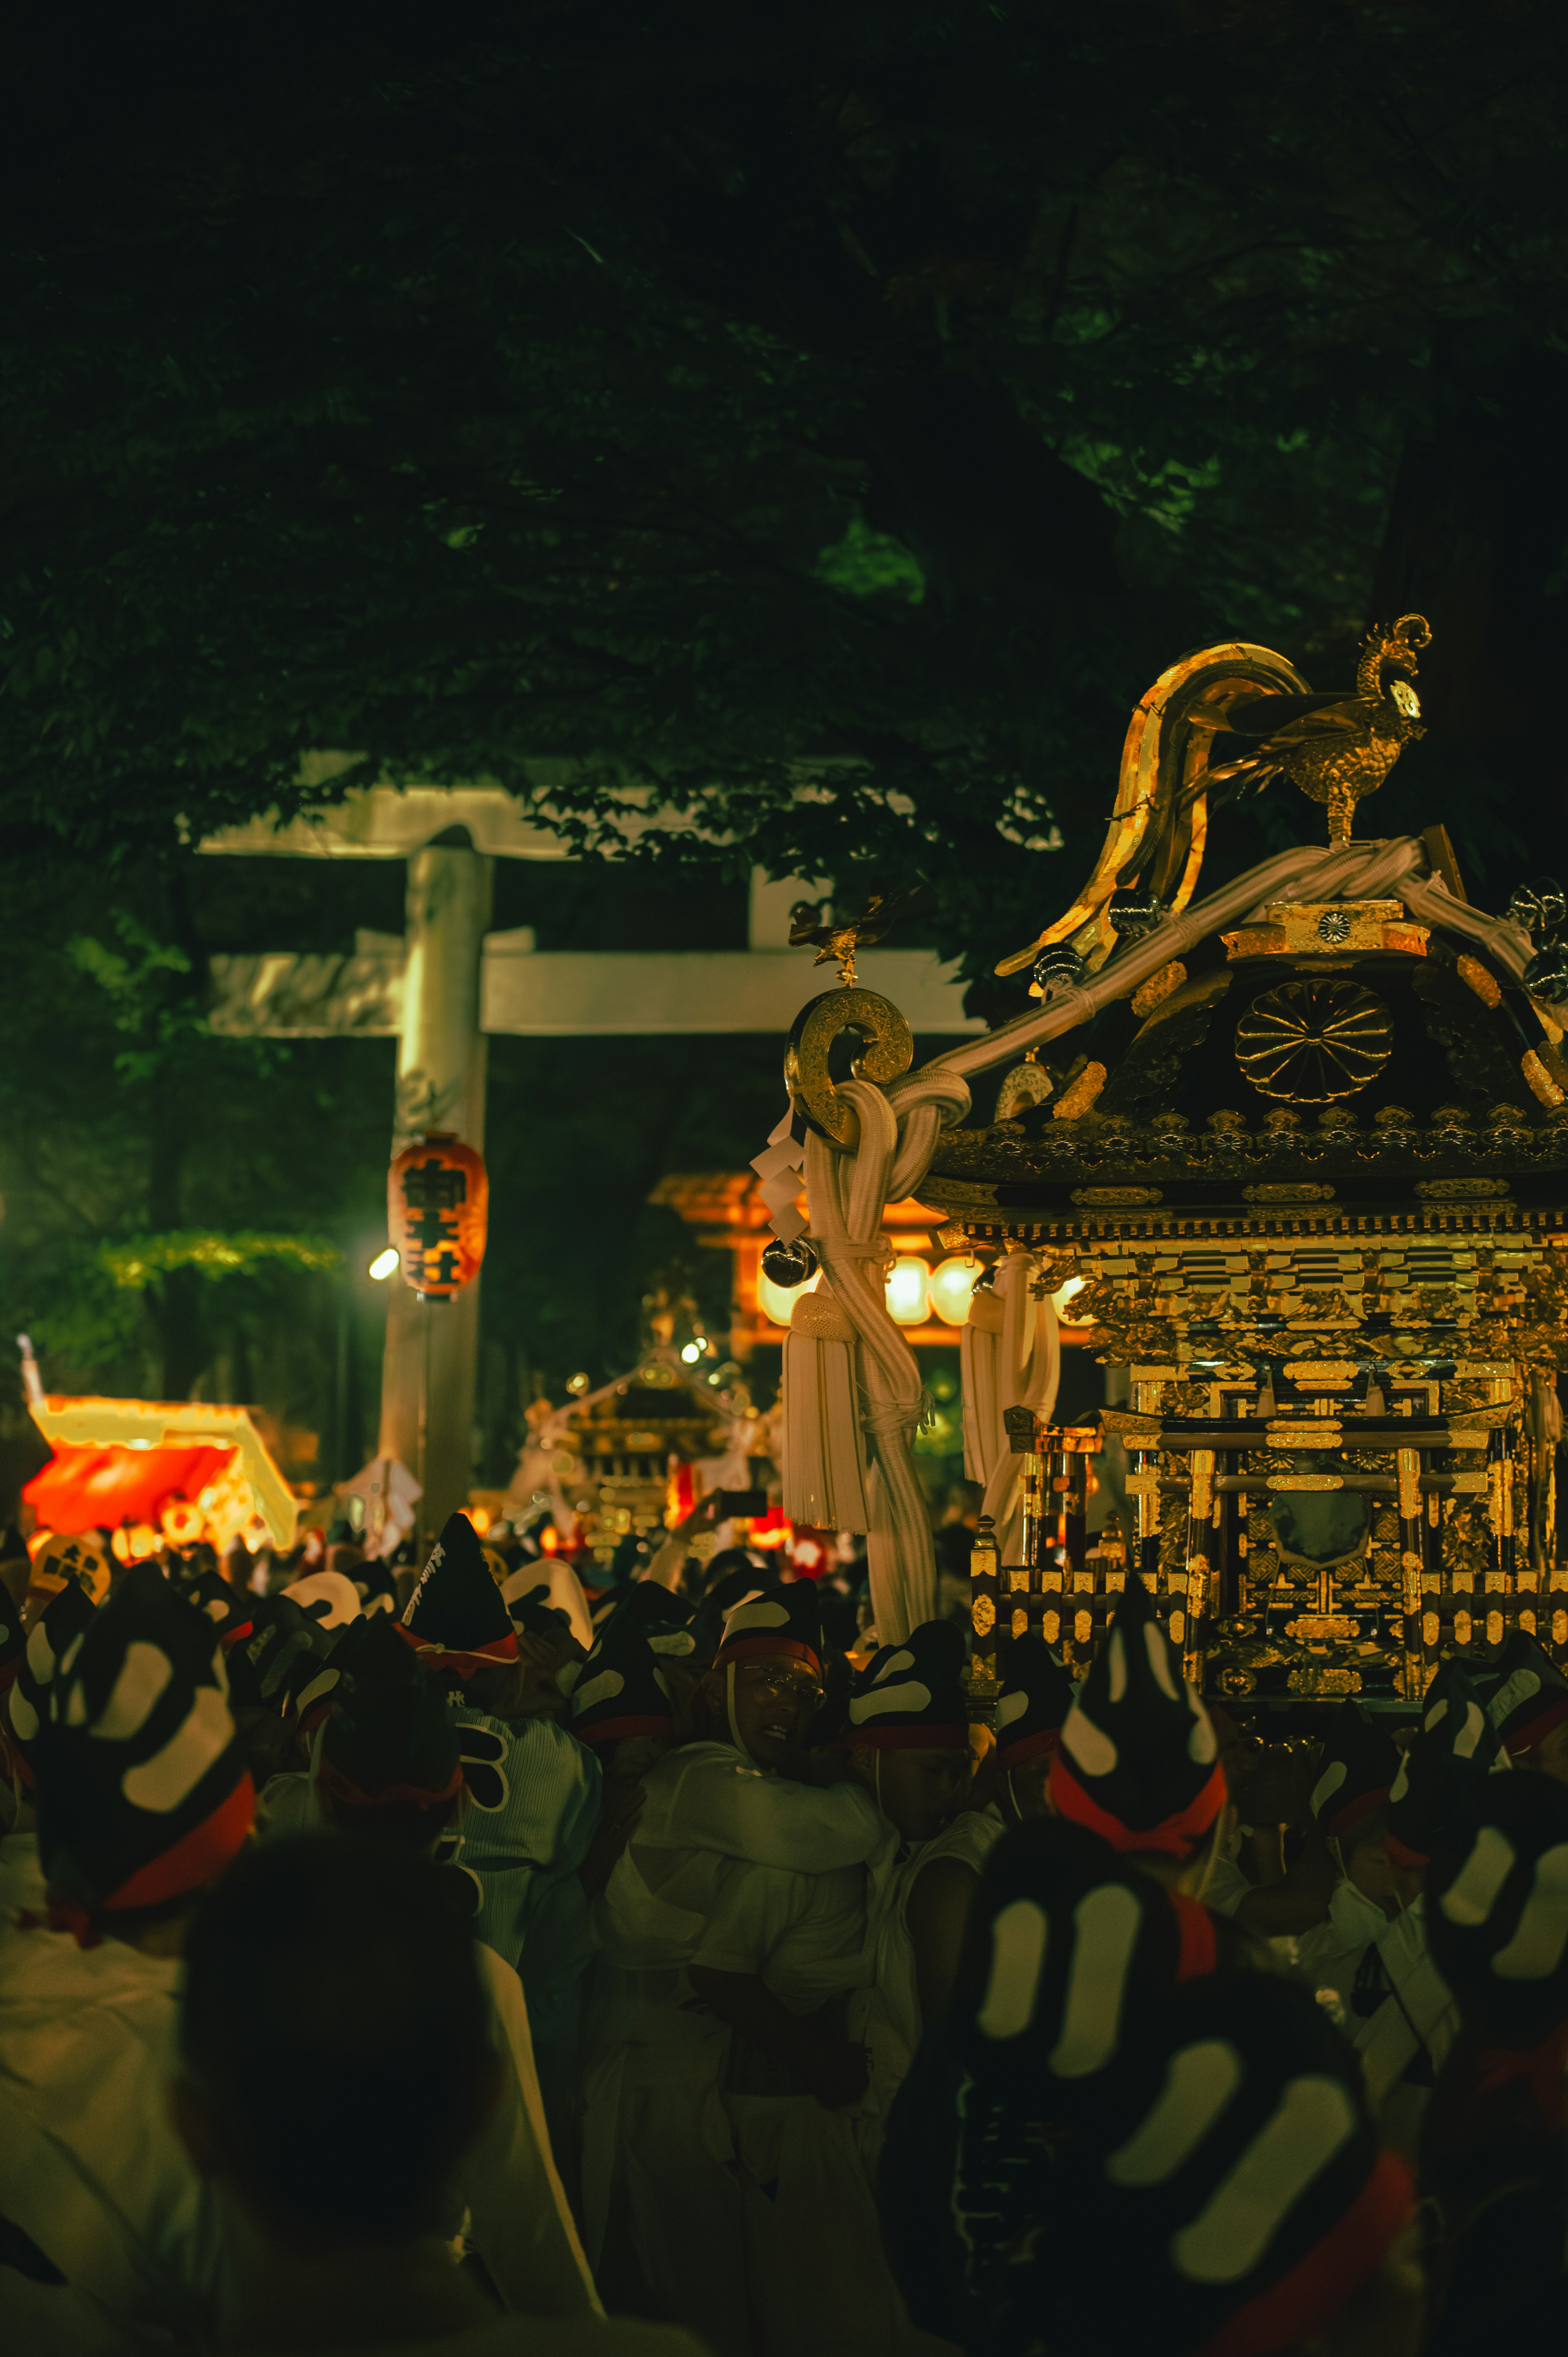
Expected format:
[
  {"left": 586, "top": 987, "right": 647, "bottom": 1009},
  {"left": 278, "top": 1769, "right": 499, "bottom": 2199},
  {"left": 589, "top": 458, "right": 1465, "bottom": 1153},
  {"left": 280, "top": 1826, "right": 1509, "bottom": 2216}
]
[{"left": 368, "top": 1247, "right": 400, "bottom": 1281}]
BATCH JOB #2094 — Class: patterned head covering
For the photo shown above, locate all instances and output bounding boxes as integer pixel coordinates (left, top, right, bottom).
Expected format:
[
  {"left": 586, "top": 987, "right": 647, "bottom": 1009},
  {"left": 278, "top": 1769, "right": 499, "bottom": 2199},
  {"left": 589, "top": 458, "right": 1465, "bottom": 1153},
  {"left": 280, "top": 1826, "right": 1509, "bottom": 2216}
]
[
  {"left": 948, "top": 1817, "right": 1223, "bottom": 2109},
  {"left": 570, "top": 1613, "right": 687, "bottom": 1749},
  {"left": 34, "top": 1563, "right": 254, "bottom": 1931},
  {"left": 849, "top": 1621, "right": 969, "bottom": 1750},
  {"left": 1387, "top": 1660, "right": 1508, "bottom": 1871},
  {"left": 1051, "top": 1974, "right": 1410, "bottom": 2357},
  {"left": 690, "top": 1562, "right": 781, "bottom": 1663},
  {"left": 911, "top": 1816, "right": 1231, "bottom": 2357},
  {"left": 29, "top": 1533, "right": 113, "bottom": 1607},
  {"left": 1427, "top": 1772, "right": 1568, "bottom": 2051},
  {"left": 1481, "top": 1631, "right": 1568, "bottom": 1760},
  {"left": 285, "top": 1570, "right": 363, "bottom": 1632},
  {"left": 351, "top": 1558, "right": 400, "bottom": 1618},
  {"left": 399, "top": 1513, "right": 518, "bottom": 1673},
  {"left": 6, "top": 1578, "right": 98, "bottom": 1782},
  {"left": 994, "top": 1633, "right": 1074, "bottom": 1770},
  {"left": 602, "top": 1579, "right": 696, "bottom": 1643},
  {"left": 503, "top": 1579, "right": 581, "bottom": 1654},
  {"left": 713, "top": 1580, "right": 823, "bottom": 1680},
  {"left": 181, "top": 1568, "right": 255, "bottom": 1653},
  {"left": 243, "top": 1591, "right": 333, "bottom": 1713},
  {"left": 317, "top": 1613, "right": 463, "bottom": 1812},
  {"left": 1309, "top": 1700, "right": 1401, "bottom": 1842},
  {"left": 1049, "top": 1577, "right": 1225, "bottom": 1858}
]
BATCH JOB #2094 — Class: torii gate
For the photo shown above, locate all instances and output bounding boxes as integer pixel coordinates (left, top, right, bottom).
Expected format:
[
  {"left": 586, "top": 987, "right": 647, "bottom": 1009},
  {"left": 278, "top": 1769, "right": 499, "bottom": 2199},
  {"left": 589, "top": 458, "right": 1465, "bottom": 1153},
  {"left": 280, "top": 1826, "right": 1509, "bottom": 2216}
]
[{"left": 200, "top": 783, "right": 982, "bottom": 1543}]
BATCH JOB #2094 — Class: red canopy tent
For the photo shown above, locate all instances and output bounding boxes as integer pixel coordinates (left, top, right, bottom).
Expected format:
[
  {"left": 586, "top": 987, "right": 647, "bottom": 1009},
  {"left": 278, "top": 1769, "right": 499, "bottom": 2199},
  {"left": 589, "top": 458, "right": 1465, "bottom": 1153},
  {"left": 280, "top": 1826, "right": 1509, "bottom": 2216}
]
[{"left": 24, "top": 1443, "right": 238, "bottom": 1536}]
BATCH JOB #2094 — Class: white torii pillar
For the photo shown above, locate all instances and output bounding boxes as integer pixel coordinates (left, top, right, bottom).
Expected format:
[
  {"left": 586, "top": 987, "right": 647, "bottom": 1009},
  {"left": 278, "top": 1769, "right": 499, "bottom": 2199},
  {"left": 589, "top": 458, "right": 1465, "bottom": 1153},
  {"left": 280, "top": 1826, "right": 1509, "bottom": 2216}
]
[{"left": 379, "top": 833, "right": 492, "bottom": 1541}]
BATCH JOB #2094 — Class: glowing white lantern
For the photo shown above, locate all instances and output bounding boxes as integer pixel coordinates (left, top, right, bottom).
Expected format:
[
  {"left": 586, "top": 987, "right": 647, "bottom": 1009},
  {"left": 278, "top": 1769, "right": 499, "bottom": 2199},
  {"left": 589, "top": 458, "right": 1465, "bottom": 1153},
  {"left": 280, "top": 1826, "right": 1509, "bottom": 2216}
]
[
  {"left": 757, "top": 1266, "right": 821, "bottom": 1328},
  {"left": 1052, "top": 1276, "right": 1091, "bottom": 1323},
  {"left": 885, "top": 1254, "right": 933, "bottom": 1327},
  {"left": 929, "top": 1255, "right": 980, "bottom": 1327}
]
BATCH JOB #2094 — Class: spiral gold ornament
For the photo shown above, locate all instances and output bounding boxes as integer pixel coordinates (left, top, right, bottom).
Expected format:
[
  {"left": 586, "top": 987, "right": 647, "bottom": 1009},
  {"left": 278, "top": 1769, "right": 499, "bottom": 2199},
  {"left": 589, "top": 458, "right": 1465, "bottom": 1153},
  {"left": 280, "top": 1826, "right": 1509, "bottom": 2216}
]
[
  {"left": 784, "top": 987, "right": 913, "bottom": 1146},
  {"left": 1235, "top": 979, "right": 1392, "bottom": 1104}
]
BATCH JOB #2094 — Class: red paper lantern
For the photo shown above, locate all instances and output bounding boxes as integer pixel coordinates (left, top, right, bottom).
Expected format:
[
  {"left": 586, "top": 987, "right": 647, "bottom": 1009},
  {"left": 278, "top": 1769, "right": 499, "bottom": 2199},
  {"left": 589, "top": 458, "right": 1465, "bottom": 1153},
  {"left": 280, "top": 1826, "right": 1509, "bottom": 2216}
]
[{"left": 388, "top": 1133, "right": 488, "bottom": 1299}]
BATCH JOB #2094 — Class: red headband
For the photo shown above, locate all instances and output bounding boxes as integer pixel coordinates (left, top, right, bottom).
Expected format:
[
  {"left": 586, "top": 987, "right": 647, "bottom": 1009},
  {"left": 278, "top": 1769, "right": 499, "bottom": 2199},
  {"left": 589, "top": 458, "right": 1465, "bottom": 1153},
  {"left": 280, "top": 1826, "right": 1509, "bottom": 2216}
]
[
  {"left": 394, "top": 1622, "right": 518, "bottom": 1674},
  {"left": 1168, "top": 1890, "right": 1219, "bottom": 1982},
  {"left": 93, "top": 1771, "right": 256, "bottom": 1925},
  {"left": 715, "top": 1633, "right": 822, "bottom": 1677},
  {"left": 1049, "top": 1755, "right": 1227, "bottom": 1859},
  {"left": 996, "top": 1728, "right": 1061, "bottom": 1771},
  {"left": 1384, "top": 1831, "right": 1430, "bottom": 1872},
  {"left": 1323, "top": 1783, "right": 1391, "bottom": 1841},
  {"left": 317, "top": 1755, "right": 463, "bottom": 1811},
  {"left": 1506, "top": 1695, "right": 1568, "bottom": 1758}
]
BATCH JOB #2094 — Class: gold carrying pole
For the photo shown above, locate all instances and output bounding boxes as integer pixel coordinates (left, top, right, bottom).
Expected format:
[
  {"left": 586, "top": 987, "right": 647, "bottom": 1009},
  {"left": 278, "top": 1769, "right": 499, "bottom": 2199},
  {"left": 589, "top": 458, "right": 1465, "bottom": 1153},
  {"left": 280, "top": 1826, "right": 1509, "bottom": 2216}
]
[
  {"left": 1397, "top": 1447, "right": 1425, "bottom": 1703},
  {"left": 1182, "top": 1448, "right": 1216, "bottom": 1688}
]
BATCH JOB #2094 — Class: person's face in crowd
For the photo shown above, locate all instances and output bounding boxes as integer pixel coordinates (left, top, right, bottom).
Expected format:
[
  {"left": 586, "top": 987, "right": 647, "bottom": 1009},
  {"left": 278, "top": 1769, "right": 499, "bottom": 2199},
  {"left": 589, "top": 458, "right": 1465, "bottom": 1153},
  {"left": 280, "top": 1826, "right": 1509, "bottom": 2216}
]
[
  {"left": 855, "top": 1745, "right": 972, "bottom": 1841},
  {"left": 1002, "top": 1753, "right": 1055, "bottom": 1822},
  {"left": 710, "top": 1655, "right": 824, "bottom": 1768},
  {"left": 1338, "top": 1817, "right": 1423, "bottom": 1918}
]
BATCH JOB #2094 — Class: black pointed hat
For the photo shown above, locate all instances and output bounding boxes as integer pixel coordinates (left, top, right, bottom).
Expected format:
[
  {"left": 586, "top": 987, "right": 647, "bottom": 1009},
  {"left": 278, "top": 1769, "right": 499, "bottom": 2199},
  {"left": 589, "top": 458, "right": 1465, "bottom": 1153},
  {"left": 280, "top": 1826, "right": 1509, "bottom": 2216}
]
[
  {"left": 1308, "top": 1700, "right": 1401, "bottom": 1842},
  {"left": 569, "top": 1606, "right": 689, "bottom": 1749},
  {"left": 399, "top": 1512, "right": 518, "bottom": 1672},
  {"left": 714, "top": 1579, "right": 824, "bottom": 1679},
  {"left": 182, "top": 1568, "right": 255, "bottom": 1653},
  {"left": 947, "top": 1816, "right": 1225, "bottom": 2111},
  {"left": 690, "top": 1561, "right": 782, "bottom": 1663},
  {"left": 1481, "top": 1630, "right": 1568, "bottom": 1761},
  {"left": 849, "top": 1621, "right": 969, "bottom": 1750},
  {"left": 1426, "top": 1772, "right": 1568, "bottom": 2050},
  {"left": 1050, "top": 1974, "right": 1411, "bottom": 2357},
  {"left": 1387, "top": 1659, "right": 1507, "bottom": 1871},
  {"left": 316, "top": 1612, "right": 463, "bottom": 1812},
  {"left": 6, "top": 1577, "right": 98, "bottom": 1780},
  {"left": 282, "top": 1606, "right": 380, "bottom": 1736},
  {"left": 243, "top": 1591, "right": 332, "bottom": 1711},
  {"left": 603, "top": 1579, "right": 696, "bottom": 1643},
  {"left": 35, "top": 1563, "right": 253, "bottom": 1928},
  {"left": 505, "top": 1579, "right": 575, "bottom": 1645},
  {"left": 994, "top": 1632, "right": 1075, "bottom": 1770},
  {"left": 1049, "top": 1576, "right": 1225, "bottom": 1858},
  {"left": 284, "top": 1570, "right": 363, "bottom": 1631}
]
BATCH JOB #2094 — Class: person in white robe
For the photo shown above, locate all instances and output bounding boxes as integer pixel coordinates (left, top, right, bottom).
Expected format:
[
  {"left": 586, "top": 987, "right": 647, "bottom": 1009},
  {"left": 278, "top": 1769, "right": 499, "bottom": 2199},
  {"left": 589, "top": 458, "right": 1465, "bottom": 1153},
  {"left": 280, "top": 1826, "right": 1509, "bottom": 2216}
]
[{"left": 584, "top": 1582, "right": 895, "bottom": 2357}]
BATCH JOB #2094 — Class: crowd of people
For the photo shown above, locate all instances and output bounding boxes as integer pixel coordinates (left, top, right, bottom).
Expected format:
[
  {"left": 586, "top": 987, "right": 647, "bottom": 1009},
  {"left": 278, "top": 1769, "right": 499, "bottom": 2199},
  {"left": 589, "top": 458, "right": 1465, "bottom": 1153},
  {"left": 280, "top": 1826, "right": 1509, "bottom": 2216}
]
[{"left": 1, "top": 1504, "right": 1567, "bottom": 2355}]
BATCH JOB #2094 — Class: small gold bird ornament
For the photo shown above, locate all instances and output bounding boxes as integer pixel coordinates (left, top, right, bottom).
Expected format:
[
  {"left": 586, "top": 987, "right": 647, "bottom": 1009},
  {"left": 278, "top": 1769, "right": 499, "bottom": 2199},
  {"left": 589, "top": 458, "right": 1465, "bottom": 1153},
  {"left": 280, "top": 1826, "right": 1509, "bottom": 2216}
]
[
  {"left": 788, "top": 884, "right": 921, "bottom": 987},
  {"left": 1208, "top": 613, "right": 1432, "bottom": 843}
]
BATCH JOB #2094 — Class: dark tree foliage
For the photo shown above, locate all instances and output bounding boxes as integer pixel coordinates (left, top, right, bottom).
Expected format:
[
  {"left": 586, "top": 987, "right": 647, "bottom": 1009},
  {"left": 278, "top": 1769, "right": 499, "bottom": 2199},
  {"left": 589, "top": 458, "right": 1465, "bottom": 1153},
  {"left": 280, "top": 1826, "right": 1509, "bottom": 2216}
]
[
  {"left": 5, "top": 1, "right": 1567, "bottom": 1009},
  {"left": 2, "top": 2, "right": 1566, "bottom": 1482}
]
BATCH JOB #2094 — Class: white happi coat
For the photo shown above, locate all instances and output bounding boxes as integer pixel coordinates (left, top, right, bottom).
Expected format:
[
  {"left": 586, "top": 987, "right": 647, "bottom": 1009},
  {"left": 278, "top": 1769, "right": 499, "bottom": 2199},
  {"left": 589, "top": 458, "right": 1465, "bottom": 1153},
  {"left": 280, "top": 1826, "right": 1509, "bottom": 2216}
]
[
  {"left": 584, "top": 1743, "right": 899, "bottom": 2357},
  {"left": 848, "top": 1806, "right": 1005, "bottom": 2180}
]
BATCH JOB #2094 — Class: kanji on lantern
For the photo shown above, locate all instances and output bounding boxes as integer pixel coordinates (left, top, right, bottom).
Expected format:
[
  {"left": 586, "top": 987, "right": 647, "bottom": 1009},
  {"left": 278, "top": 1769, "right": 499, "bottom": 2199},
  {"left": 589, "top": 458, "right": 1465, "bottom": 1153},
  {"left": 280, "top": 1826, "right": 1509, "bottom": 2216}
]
[{"left": 388, "top": 1133, "right": 488, "bottom": 1298}]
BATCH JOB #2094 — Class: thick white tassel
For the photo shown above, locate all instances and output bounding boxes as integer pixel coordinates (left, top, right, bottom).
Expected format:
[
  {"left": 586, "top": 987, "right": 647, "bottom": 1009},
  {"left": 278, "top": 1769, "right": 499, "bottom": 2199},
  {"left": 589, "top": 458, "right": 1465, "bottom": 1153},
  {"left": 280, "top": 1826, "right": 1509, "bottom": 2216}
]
[
  {"left": 973, "top": 1257, "right": 1062, "bottom": 1559},
  {"left": 960, "top": 1283, "right": 1005, "bottom": 1487},
  {"left": 781, "top": 1289, "right": 871, "bottom": 1531}
]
